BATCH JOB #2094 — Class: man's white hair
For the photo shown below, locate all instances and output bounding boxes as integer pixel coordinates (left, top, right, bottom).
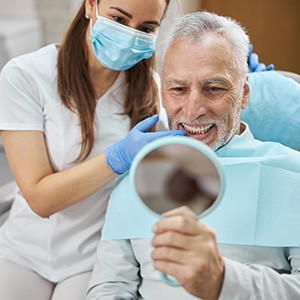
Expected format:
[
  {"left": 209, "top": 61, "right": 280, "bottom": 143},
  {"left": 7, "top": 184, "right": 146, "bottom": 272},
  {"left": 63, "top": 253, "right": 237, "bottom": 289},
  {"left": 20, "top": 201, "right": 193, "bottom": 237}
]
[{"left": 161, "top": 11, "right": 250, "bottom": 80}]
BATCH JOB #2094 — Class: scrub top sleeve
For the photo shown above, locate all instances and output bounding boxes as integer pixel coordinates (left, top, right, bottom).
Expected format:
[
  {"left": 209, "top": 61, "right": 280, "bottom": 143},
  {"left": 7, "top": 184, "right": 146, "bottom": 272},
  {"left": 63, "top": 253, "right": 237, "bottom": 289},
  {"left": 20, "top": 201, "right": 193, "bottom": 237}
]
[{"left": 0, "top": 60, "right": 44, "bottom": 131}]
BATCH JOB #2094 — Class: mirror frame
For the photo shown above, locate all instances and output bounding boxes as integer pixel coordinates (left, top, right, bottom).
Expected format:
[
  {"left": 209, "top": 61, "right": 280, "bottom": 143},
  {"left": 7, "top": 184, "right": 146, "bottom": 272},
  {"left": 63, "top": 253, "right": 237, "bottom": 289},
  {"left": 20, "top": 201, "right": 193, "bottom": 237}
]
[{"left": 130, "top": 136, "right": 225, "bottom": 218}]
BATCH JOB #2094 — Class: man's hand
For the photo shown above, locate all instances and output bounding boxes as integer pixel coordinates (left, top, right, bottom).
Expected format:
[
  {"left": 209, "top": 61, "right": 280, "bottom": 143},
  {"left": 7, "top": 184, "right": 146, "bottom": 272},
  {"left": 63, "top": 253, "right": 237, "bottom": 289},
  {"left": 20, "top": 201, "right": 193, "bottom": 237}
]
[{"left": 151, "top": 206, "right": 224, "bottom": 300}]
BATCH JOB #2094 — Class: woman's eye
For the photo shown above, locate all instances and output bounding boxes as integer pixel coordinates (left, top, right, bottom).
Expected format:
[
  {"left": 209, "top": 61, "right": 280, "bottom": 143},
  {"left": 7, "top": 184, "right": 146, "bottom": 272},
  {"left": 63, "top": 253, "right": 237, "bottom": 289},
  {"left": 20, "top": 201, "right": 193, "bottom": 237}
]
[
  {"left": 112, "top": 16, "right": 126, "bottom": 25},
  {"left": 139, "top": 26, "right": 154, "bottom": 34}
]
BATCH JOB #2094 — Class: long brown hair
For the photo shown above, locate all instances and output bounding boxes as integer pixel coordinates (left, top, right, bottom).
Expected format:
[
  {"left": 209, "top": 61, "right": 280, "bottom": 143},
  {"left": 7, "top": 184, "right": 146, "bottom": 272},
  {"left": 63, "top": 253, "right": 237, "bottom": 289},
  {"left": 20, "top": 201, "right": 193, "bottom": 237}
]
[{"left": 57, "top": 0, "right": 170, "bottom": 161}]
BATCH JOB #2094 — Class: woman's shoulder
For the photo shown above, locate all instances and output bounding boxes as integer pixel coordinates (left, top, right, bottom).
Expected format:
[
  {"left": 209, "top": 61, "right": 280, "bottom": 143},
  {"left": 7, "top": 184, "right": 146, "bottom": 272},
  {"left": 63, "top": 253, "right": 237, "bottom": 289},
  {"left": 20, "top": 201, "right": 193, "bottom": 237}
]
[{"left": 1, "top": 44, "right": 58, "bottom": 80}]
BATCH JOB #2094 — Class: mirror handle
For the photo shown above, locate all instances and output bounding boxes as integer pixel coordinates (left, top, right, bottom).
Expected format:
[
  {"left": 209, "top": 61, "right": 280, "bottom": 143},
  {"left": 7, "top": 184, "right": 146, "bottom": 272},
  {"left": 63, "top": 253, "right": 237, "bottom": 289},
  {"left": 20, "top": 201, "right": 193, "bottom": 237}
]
[{"left": 159, "top": 272, "right": 179, "bottom": 287}]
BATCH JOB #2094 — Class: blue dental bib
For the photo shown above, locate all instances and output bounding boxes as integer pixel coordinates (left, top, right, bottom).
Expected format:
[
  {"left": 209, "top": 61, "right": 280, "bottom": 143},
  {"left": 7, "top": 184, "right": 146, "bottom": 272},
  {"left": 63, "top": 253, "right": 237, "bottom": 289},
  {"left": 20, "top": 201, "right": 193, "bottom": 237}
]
[{"left": 102, "top": 135, "right": 300, "bottom": 247}]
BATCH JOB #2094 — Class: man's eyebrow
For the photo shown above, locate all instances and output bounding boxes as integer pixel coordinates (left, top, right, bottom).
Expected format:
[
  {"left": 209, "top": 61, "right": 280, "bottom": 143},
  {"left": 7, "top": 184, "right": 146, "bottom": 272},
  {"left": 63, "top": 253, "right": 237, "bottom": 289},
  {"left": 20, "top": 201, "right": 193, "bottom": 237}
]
[
  {"left": 165, "top": 78, "right": 190, "bottom": 86},
  {"left": 201, "top": 78, "right": 230, "bottom": 85},
  {"left": 110, "top": 7, "right": 160, "bottom": 26}
]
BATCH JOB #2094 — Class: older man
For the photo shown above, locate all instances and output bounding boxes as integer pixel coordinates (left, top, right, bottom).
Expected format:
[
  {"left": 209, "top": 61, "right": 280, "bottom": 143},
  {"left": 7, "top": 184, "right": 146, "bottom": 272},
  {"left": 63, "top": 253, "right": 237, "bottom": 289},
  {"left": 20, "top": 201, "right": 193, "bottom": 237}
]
[{"left": 86, "top": 12, "right": 300, "bottom": 300}]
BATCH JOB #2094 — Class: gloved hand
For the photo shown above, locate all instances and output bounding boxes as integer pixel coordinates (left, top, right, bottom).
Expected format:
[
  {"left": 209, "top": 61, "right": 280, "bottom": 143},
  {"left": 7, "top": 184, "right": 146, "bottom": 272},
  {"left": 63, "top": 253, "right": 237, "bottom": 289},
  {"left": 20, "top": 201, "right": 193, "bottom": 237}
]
[
  {"left": 248, "top": 44, "right": 274, "bottom": 73},
  {"left": 105, "top": 114, "right": 185, "bottom": 174}
]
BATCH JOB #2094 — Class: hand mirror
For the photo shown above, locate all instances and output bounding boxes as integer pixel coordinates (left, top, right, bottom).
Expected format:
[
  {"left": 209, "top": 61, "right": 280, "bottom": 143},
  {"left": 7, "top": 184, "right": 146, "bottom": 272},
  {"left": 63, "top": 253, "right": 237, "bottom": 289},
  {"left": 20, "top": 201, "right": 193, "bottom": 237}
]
[{"left": 130, "top": 136, "right": 225, "bottom": 286}]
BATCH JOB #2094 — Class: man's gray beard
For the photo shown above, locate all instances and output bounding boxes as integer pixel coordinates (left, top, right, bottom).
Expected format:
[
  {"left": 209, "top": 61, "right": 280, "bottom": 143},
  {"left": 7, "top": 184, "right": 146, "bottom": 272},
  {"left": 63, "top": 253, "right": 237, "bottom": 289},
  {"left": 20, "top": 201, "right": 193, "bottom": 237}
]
[{"left": 211, "top": 117, "right": 241, "bottom": 151}]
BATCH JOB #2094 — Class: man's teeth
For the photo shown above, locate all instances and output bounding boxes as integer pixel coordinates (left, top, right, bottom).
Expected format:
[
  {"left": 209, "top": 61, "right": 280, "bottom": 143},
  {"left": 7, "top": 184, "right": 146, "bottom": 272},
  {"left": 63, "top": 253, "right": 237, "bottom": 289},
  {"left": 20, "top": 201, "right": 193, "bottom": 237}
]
[{"left": 182, "top": 123, "right": 213, "bottom": 134}]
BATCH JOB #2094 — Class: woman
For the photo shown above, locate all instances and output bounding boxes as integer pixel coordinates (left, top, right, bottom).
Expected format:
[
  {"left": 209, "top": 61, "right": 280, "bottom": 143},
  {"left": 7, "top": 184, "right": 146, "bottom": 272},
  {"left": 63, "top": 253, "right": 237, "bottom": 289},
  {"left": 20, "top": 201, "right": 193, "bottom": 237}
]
[{"left": 0, "top": 0, "right": 183, "bottom": 299}]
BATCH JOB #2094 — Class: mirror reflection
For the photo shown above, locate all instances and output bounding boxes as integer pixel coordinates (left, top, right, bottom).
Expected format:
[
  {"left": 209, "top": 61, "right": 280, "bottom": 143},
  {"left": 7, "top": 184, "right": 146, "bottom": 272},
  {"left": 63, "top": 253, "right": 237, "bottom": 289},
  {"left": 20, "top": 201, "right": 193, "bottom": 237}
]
[{"left": 135, "top": 144, "right": 221, "bottom": 216}]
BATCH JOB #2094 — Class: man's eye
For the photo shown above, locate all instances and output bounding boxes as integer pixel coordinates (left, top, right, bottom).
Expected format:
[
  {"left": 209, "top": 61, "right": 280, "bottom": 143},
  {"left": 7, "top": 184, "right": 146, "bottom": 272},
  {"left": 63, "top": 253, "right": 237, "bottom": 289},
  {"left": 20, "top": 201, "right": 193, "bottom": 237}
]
[
  {"left": 203, "top": 87, "right": 226, "bottom": 99},
  {"left": 207, "top": 87, "right": 223, "bottom": 93},
  {"left": 204, "top": 87, "right": 225, "bottom": 94},
  {"left": 170, "top": 87, "right": 187, "bottom": 94}
]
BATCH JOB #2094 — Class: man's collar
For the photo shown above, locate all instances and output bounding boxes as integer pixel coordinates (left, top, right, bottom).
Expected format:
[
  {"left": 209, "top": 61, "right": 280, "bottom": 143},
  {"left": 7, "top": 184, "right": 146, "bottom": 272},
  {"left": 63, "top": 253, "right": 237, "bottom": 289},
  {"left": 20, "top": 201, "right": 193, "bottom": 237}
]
[{"left": 240, "top": 121, "right": 254, "bottom": 140}]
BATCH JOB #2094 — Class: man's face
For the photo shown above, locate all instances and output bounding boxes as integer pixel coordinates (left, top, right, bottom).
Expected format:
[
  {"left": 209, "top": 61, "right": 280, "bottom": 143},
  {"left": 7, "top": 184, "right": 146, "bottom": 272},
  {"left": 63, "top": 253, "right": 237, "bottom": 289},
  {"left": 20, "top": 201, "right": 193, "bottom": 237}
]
[{"left": 162, "top": 34, "right": 249, "bottom": 150}]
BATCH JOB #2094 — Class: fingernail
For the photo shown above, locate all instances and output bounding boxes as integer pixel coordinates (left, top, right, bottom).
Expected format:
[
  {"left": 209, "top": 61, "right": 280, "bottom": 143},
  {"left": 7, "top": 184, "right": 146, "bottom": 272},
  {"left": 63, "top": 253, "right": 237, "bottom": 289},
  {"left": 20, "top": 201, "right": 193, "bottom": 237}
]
[{"left": 152, "top": 224, "right": 158, "bottom": 232}]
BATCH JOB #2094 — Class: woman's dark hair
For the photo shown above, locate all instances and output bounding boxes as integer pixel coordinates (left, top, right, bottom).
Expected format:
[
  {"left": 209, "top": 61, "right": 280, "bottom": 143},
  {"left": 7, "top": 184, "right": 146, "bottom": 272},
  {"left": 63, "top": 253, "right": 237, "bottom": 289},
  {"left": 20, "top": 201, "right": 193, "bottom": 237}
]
[{"left": 57, "top": 0, "right": 170, "bottom": 161}]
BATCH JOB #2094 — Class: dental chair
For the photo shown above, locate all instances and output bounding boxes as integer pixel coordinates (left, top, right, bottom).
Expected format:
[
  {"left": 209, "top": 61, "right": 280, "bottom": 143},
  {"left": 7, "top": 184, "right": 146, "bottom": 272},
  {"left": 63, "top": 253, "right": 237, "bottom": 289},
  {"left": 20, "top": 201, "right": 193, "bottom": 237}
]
[
  {"left": 0, "top": 137, "right": 16, "bottom": 225},
  {"left": 277, "top": 70, "right": 300, "bottom": 84},
  {"left": 0, "top": 181, "right": 16, "bottom": 225},
  {"left": 241, "top": 70, "right": 300, "bottom": 151}
]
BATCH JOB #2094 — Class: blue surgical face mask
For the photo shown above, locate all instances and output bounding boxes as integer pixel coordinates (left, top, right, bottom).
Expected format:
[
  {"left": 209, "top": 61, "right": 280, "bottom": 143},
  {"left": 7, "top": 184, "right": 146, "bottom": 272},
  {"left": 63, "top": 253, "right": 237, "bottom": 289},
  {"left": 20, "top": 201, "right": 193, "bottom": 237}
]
[{"left": 89, "top": 5, "right": 157, "bottom": 71}]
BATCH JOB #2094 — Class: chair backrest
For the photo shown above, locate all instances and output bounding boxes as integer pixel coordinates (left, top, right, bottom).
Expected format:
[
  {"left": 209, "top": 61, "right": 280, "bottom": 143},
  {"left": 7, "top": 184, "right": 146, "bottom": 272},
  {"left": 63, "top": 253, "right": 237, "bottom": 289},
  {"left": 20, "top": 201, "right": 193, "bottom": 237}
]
[
  {"left": 277, "top": 70, "right": 300, "bottom": 84},
  {"left": 0, "top": 181, "right": 17, "bottom": 226},
  {"left": 0, "top": 137, "right": 15, "bottom": 225},
  {"left": 241, "top": 71, "right": 300, "bottom": 150}
]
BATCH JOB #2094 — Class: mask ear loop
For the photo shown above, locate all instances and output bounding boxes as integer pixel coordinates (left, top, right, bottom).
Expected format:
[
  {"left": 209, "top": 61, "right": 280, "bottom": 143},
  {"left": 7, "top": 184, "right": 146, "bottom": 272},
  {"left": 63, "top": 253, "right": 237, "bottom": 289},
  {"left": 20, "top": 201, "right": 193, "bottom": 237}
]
[
  {"left": 88, "top": 0, "right": 99, "bottom": 34},
  {"left": 95, "top": 0, "right": 100, "bottom": 19}
]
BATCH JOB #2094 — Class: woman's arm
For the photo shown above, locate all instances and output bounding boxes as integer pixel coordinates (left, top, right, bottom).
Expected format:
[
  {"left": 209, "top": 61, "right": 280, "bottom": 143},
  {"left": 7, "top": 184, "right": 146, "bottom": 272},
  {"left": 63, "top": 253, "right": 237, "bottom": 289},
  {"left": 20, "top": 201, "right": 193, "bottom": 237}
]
[
  {"left": 2, "top": 115, "right": 184, "bottom": 217},
  {"left": 2, "top": 130, "right": 116, "bottom": 217}
]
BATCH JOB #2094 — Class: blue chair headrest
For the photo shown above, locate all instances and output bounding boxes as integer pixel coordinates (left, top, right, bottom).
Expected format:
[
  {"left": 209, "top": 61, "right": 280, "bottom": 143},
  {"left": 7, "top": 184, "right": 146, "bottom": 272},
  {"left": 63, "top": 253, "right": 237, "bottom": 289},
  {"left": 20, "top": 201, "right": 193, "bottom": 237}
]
[{"left": 241, "top": 71, "right": 300, "bottom": 150}]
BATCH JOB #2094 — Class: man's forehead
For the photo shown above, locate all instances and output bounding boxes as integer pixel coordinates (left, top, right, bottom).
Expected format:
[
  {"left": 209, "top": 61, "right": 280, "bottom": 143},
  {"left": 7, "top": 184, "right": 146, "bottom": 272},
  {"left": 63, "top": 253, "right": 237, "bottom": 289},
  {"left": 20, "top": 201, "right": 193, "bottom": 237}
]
[
  {"left": 162, "top": 38, "right": 236, "bottom": 82},
  {"left": 167, "top": 34, "right": 233, "bottom": 57}
]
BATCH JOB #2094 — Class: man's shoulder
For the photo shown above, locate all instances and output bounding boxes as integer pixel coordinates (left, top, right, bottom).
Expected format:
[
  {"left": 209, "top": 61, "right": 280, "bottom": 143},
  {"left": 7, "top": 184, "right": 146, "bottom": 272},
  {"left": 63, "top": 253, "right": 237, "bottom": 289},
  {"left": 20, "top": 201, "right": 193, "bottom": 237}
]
[{"left": 218, "top": 135, "right": 300, "bottom": 158}]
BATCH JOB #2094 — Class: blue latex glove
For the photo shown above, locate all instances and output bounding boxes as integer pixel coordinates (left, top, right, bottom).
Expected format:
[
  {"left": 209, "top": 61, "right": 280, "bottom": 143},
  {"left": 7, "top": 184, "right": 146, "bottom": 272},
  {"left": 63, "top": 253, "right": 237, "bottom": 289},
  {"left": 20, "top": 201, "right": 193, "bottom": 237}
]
[
  {"left": 248, "top": 44, "right": 274, "bottom": 73},
  {"left": 105, "top": 115, "right": 185, "bottom": 174}
]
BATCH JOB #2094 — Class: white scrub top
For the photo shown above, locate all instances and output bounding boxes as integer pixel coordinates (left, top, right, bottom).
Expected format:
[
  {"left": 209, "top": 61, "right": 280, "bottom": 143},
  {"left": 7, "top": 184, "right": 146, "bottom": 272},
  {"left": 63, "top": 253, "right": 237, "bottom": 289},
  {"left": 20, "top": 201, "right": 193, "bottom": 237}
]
[{"left": 0, "top": 44, "right": 166, "bottom": 282}]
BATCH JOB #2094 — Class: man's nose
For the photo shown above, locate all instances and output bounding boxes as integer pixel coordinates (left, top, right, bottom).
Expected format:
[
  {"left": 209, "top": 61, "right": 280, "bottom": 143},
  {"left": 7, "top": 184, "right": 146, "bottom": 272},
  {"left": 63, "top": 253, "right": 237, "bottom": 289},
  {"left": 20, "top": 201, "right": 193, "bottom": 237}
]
[{"left": 184, "top": 90, "right": 207, "bottom": 119}]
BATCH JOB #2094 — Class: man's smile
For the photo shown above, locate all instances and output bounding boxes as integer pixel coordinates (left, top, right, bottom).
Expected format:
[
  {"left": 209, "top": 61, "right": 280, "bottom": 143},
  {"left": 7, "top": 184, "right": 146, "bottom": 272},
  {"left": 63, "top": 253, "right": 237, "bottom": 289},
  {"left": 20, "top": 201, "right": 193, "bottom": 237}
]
[{"left": 181, "top": 123, "right": 214, "bottom": 135}]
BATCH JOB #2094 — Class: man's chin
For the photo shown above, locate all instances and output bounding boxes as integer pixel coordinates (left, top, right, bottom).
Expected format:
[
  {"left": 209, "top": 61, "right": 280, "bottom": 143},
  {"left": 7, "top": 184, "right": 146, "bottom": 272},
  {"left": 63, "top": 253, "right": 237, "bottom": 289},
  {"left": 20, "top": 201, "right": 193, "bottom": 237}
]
[{"left": 186, "top": 134, "right": 224, "bottom": 151}]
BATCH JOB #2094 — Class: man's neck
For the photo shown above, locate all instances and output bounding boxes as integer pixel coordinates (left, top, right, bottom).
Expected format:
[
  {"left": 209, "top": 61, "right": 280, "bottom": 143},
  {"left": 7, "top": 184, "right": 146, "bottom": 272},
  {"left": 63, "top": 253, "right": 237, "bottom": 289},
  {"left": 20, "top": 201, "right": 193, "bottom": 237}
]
[{"left": 239, "top": 122, "right": 246, "bottom": 135}]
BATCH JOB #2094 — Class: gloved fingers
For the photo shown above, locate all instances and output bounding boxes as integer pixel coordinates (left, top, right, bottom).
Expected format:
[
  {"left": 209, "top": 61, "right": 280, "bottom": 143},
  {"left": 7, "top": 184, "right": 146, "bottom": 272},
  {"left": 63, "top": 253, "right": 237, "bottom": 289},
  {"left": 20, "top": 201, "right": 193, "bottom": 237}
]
[
  {"left": 133, "top": 114, "right": 159, "bottom": 132},
  {"left": 248, "top": 53, "right": 259, "bottom": 71},
  {"left": 255, "top": 63, "right": 267, "bottom": 72},
  {"left": 145, "top": 130, "right": 185, "bottom": 142},
  {"left": 266, "top": 64, "right": 275, "bottom": 71},
  {"left": 248, "top": 48, "right": 275, "bottom": 73},
  {"left": 247, "top": 44, "right": 254, "bottom": 65},
  {"left": 248, "top": 44, "right": 253, "bottom": 55},
  {"left": 249, "top": 44, "right": 253, "bottom": 54}
]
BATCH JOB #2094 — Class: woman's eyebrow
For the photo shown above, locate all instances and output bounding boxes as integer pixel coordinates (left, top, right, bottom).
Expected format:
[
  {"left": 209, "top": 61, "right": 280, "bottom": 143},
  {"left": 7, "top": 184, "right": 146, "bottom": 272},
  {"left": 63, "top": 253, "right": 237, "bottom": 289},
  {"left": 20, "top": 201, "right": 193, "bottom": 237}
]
[
  {"left": 110, "top": 7, "right": 132, "bottom": 18},
  {"left": 143, "top": 20, "right": 161, "bottom": 26},
  {"left": 110, "top": 7, "right": 160, "bottom": 26}
]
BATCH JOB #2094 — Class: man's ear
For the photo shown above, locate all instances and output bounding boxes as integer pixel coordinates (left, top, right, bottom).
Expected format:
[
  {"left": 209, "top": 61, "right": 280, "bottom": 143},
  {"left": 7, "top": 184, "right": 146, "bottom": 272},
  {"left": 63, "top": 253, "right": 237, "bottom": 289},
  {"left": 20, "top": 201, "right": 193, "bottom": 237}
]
[{"left": 241, "top": 77, "right": 250, "bottom": 110}]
